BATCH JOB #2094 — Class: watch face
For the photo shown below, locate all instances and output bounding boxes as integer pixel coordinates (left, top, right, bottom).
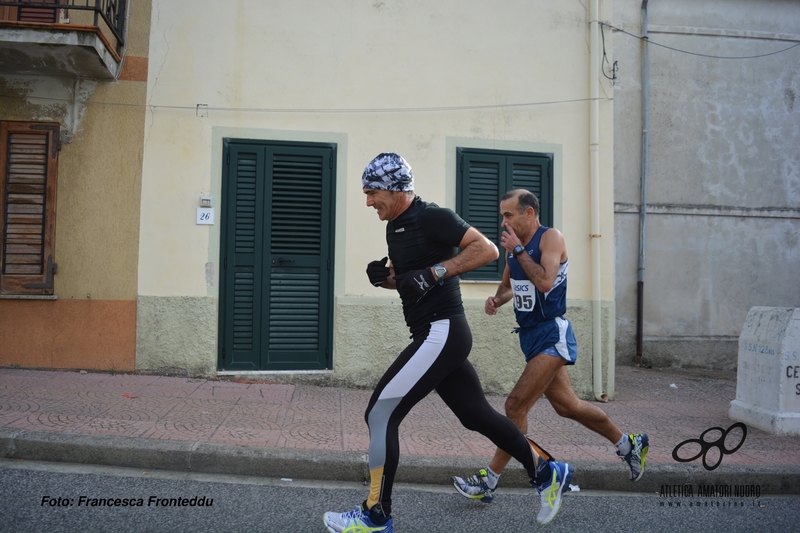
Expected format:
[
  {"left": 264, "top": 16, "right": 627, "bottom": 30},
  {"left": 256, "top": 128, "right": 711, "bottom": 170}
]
[
  {"left": 514, "top": 245, "right": 525, "bottom": 256},
  {"left": 434, "top": 265, "right": 446, "bottom": 279}
]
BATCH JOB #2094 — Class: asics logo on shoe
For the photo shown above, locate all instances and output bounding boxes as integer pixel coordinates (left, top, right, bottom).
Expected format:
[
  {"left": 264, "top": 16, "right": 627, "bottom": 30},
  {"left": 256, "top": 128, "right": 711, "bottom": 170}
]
[
  {"left": 534, "top": 461, "right": 573, "bottom": 525},
  {"left": 543, "top": 469, "right": 559, "bottom": 509}
]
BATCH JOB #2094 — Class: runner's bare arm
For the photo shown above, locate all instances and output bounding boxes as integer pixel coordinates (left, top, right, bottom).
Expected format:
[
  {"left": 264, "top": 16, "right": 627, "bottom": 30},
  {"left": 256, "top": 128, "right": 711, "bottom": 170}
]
[
  {"left": 435, "top": 227, "right": 499, "bottom": 279},
  {"left": 515, "top": 228, "right": 566, "bottom": 293},
  {"left": 485, "top": 265, "right": 513, "bottom": 315}
]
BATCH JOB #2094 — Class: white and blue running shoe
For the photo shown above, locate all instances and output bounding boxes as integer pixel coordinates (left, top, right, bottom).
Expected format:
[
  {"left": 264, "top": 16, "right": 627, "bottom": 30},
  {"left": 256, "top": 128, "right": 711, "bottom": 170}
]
[
  {"left": 451, "top": 468, "right": 495, "bottom": 503},
  {"left": 618, "top": 433, "right": 649, "bottom": 481},
  {"left": 532, "top": 461, "right": 574, "bottom": 525},
  {"left": 323, "top": 505, "right": 394, "bottom": 533}
]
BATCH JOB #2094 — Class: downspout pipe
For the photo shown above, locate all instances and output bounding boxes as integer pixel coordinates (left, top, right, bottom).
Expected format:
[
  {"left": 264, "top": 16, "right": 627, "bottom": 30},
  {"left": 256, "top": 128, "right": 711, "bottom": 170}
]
[
  {"left": 636, "top": 0, "right": 650, "bottom": 366},
  {"left": 589, "top": 0, "right": 606, "bottom": 401}
]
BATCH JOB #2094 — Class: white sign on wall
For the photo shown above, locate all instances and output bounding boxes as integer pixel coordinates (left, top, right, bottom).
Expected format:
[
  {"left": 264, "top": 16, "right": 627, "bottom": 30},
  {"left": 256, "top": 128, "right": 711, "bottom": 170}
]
[{"left": 197, "top": 207, "right": 214, "bottom": 225}]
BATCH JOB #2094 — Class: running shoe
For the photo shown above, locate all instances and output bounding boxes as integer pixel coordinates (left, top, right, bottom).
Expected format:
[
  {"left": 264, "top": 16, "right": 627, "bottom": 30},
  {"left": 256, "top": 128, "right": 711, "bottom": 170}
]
[
  {"left": 451, "top": 468, "right": 495, "bottom": 503},
  {"left": 532, "top": 461, "right": 573, "bottom": 525},
  {"left": 323, "top": 505, "right": 393, "bottom": 533},
  {"left": 618, "top": 433, "right": 649, "bottom": 481}
]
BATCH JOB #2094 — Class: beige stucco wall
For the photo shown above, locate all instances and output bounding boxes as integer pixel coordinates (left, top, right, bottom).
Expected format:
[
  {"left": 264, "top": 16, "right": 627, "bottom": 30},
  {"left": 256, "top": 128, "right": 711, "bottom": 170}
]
[
  {"left": 137, "top": 0, "right": 616, "bottom": 396},
  {"left": 136, "top": 295, "right": 217, "bottom": 376}
]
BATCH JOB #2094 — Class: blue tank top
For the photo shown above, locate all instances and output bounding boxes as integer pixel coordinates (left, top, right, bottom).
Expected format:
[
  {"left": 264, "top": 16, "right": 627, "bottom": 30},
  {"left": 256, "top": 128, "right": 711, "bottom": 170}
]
[{"left": 507, "top": 226, "right": 568, "bottom": 328}]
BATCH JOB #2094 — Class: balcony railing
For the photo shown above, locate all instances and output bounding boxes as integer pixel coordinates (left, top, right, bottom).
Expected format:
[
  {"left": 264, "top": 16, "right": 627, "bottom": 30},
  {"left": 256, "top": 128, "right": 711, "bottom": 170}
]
[{"left": 0, "top": 0, "right": 126, "bottom": 55}]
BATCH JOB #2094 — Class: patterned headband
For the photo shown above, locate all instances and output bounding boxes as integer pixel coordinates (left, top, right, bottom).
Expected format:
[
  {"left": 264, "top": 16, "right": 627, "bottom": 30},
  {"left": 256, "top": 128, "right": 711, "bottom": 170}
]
[{"left": 361, "top": 152, "right": 414, "bottom": 192}]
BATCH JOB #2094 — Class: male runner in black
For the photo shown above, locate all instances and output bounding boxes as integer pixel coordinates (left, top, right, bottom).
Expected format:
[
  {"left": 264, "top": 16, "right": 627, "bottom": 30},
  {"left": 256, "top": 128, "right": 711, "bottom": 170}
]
[{"left": 323, "top": 153, "right": 574, "bottom": 532}]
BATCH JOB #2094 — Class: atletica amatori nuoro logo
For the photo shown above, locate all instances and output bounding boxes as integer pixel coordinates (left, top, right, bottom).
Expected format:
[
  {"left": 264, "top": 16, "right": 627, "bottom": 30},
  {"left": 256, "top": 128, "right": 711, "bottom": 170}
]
[{"left": 672, "top": 422, "right": 747, "bottom": 471}]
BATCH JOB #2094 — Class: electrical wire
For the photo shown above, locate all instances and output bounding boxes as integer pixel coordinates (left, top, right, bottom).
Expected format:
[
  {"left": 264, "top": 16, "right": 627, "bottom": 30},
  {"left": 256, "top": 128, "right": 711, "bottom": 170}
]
[
  {"left": 600, "top": 21, "right": 617, "bottom": 83},
  {"left": 601, "top": 22, "right": 800, "bottom": 59},
  {"left": 0, "top": 92, "right": 611, "bottom": 114}
]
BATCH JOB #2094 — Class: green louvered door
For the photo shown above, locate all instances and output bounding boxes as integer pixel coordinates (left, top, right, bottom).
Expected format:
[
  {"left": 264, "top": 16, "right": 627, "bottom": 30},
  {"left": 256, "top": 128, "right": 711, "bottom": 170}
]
[{"left": 219, "top": 140, "right": 335, "bottom": 370}]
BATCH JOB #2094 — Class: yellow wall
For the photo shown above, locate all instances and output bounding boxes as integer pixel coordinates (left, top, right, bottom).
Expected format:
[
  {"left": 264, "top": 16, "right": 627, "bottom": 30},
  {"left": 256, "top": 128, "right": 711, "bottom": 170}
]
[{"left": 0, "top": 1, "right": 151, "bottom": 371}]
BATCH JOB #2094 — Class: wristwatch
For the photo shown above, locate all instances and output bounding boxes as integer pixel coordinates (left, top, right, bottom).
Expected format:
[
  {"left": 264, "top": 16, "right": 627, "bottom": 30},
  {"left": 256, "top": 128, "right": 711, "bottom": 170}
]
[
  {"left": 512, "top": 245, "right": 526, "bottom": 258},
  {"left": 433, "top": 264, "right": 447, "bottom": 285}
]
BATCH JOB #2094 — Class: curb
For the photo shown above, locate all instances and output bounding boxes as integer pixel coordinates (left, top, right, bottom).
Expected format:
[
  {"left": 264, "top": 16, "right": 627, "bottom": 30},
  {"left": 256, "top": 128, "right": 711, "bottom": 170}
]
[{"left": 2, "top": 429, "right": 798, "bottom": 495}]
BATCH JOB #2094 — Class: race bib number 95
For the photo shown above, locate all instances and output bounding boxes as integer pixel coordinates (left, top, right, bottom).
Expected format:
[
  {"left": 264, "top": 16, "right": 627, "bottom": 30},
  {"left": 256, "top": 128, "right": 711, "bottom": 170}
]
[{"left": 511, "top": 279, "right": 535, "bottom": 312}]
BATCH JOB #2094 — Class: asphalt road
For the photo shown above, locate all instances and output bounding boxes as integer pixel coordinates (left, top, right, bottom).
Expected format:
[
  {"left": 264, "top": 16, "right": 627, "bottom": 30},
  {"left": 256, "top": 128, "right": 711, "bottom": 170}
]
[{"left": 1, "top": 459, "right": 796, "bottom": 533}]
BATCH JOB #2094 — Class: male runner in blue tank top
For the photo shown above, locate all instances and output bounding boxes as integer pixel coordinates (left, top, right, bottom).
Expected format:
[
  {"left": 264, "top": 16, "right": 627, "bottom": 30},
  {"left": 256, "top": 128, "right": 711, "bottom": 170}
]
[
  {"left": 324, "top": 156, "right": 575, "bottom": 533},
  {"left": 451, "top": 189, "right": 649, "bottom": 503}
]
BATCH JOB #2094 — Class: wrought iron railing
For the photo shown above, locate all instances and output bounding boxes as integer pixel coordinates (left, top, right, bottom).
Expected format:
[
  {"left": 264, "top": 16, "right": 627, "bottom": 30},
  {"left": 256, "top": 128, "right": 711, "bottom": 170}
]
[{"left": 0, "top": 0, "right": 127, "bottom": 54}]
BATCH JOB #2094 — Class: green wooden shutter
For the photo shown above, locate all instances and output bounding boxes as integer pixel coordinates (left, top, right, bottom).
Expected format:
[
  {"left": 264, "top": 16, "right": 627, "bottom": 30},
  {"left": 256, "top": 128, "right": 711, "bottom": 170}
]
[
  {"left": 220, "top": 141, "right": 335, "bottom": 371},
  {"left": 0, "top": 122, "right": 59, "bottom": 295},
  {"left": 264, "top": 150, "right": 330, "bottom": 365},
  {"left": 457, "top": 151, "right": 503, "bottom": 279},
  {"left": 509, "top": 154, "right": 553, "bottom": 227},
  {"left": 222, "top": 144, "right": 265, "bottom": 370},
  {"left": 457, "top": 148, "right": 553, "bottom": 280}
]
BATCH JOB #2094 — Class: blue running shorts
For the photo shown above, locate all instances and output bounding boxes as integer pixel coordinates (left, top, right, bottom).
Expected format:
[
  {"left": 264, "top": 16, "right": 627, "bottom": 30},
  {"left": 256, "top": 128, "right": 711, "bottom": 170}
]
[{"left": 518, "top": 317, "right": 577, "bottom": 365}]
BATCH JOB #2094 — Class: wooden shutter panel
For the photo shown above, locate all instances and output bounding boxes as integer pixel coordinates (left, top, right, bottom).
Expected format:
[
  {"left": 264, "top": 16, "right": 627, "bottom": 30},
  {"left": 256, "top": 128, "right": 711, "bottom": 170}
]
[
  {"left": 224, "top": 146, "right": 264, "bottom": 368},
  {"left": 457, "top": 148, "right": 554, "bottom": 280},
  {"left": 0, "top": 122, "right": 59, "bottom": 295},
  {"left": 17, "top": 0, "right": 59, "bottom": 23},
  {"left": 266, "top": 152, "right": 324, "bottom": 353},
  {"left": 220, "top": 141, "right": 335, "bottom": 371},
  {"left": 510, "top": 154, "right": 553, "bottom": 227},
  {"left": 458, "top": 151, "right": 504, "bottom": 279}
]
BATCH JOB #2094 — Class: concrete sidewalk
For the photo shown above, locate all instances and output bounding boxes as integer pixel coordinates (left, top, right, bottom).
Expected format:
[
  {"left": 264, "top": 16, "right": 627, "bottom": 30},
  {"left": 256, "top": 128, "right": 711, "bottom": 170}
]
[{"left": 1, "top": 366, "right": 799, "bottom": 495}]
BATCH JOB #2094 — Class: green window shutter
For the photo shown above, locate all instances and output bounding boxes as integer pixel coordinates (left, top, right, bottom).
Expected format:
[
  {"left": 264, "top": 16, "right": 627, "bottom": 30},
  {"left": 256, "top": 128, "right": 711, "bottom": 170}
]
[
  {"left": 509, "top": 154, "right": 553, "bottom": 227},
  {"left": 457, "top": 151, "right": 504, "bottom": 279},
  {"left": 0, "top": 121, "right": 59, "bottom": 295},
  {"left": 456, "top": 148, "right": 553, "bottom": 281}
]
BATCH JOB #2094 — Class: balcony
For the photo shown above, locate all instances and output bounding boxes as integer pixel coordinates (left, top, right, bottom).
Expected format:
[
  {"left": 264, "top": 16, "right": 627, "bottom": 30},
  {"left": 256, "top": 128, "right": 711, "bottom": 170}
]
[{"left": 0, "top": 0, "right": 126, "bottom": 79}]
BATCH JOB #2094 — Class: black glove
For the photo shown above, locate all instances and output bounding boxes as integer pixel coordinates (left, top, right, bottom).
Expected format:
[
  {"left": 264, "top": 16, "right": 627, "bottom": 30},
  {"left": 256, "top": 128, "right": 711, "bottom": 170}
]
[
  {"left": 395, "top": 268, "right": 437, "bottom": 302},
  {"left": 366, "top": 256, "right": 391, "bottom": 287}
]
